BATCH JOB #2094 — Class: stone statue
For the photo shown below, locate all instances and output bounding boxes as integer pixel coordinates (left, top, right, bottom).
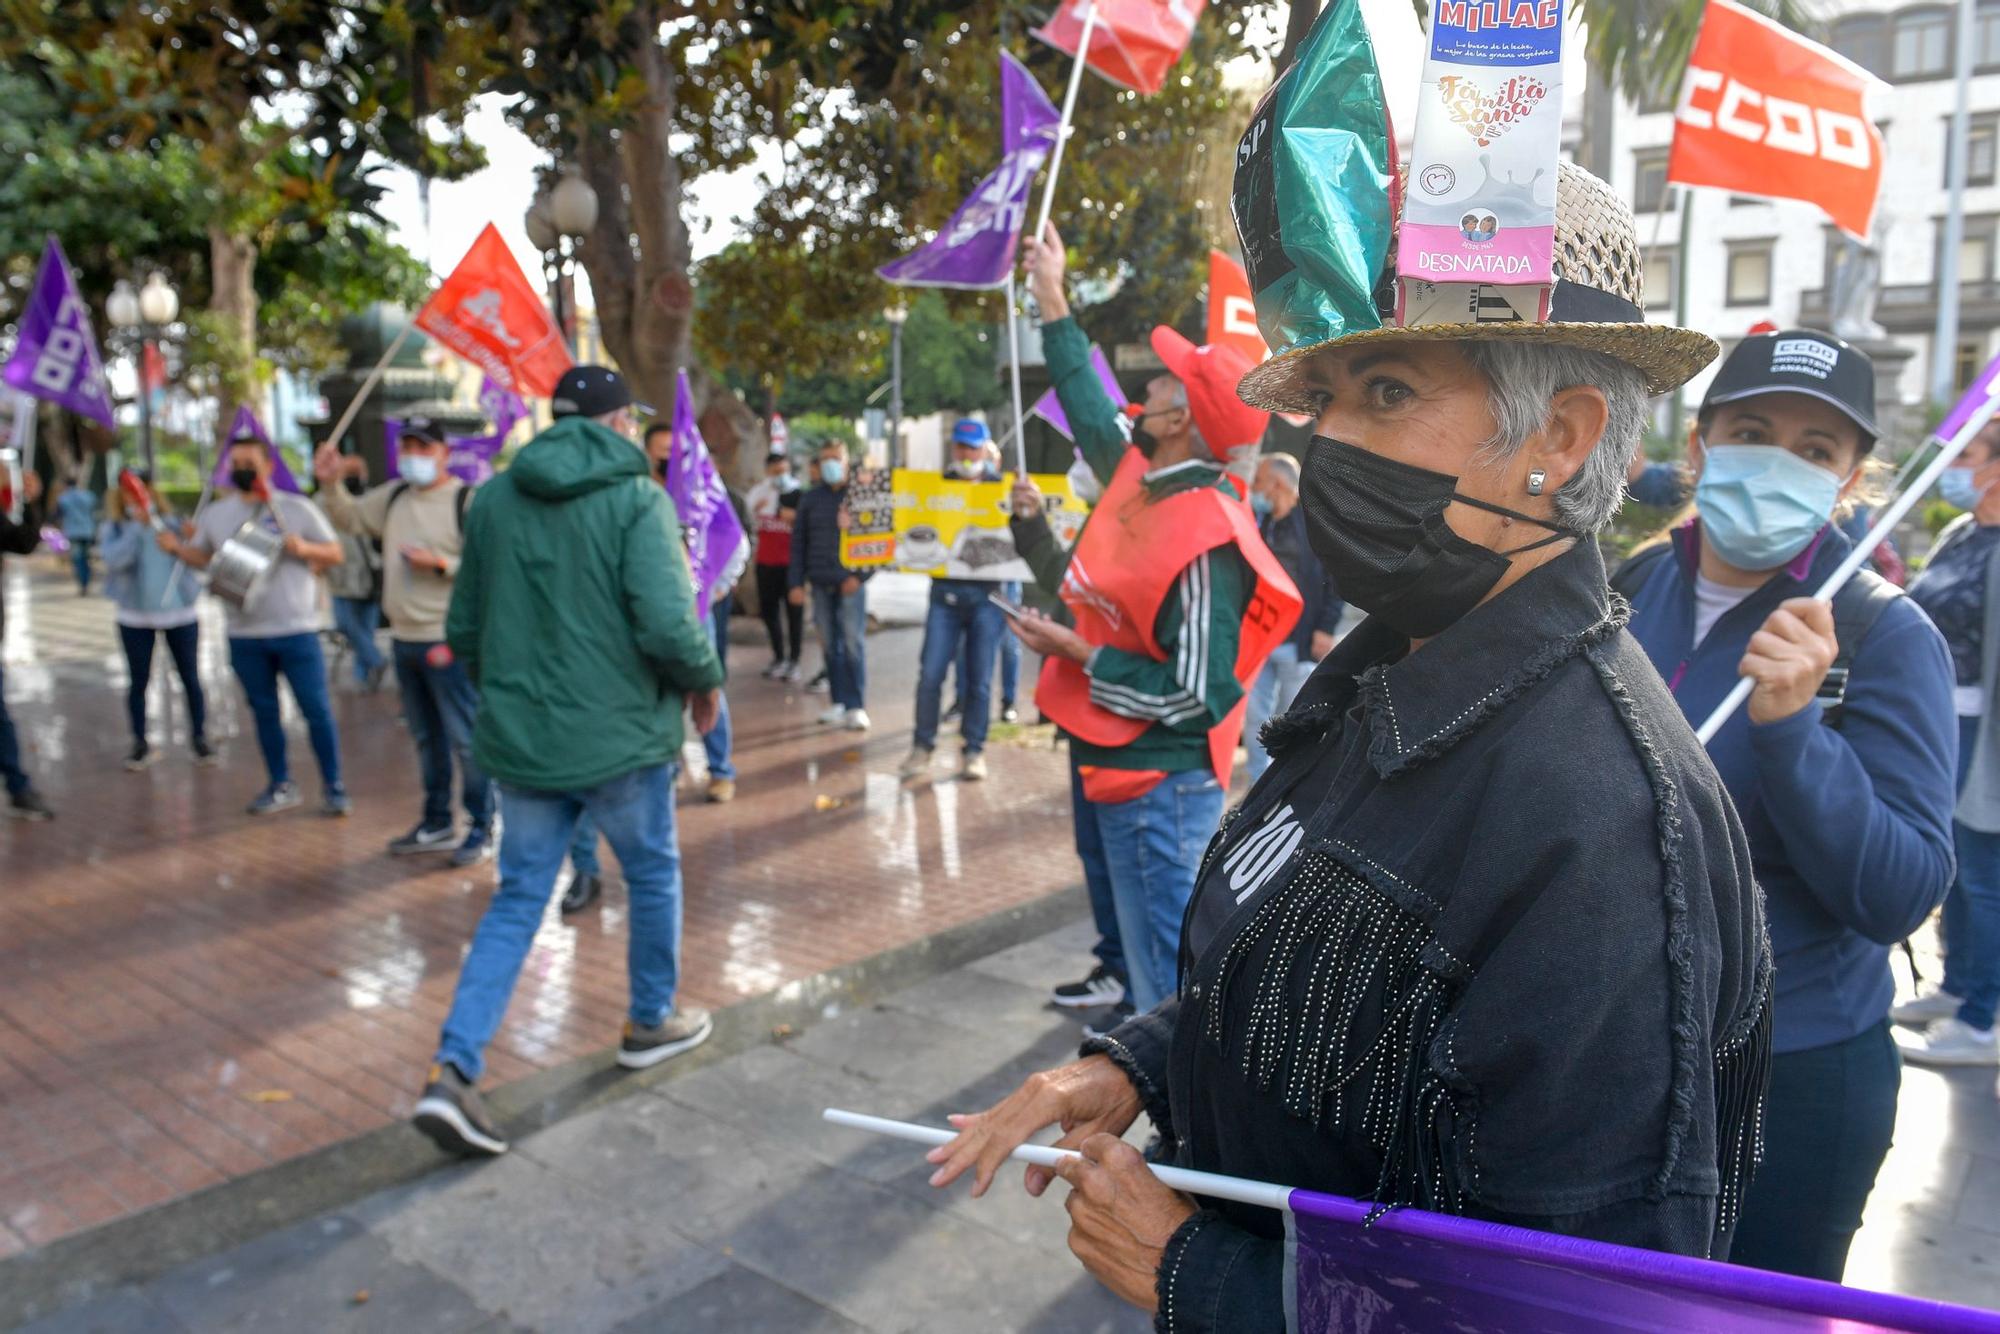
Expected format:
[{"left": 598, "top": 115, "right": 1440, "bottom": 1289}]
[{"left": 1829, "top": 225, "right": 1887, "bottom": 342}]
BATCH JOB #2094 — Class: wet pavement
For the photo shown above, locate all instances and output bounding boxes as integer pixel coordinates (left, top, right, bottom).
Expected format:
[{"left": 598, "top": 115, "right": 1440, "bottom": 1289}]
[{"left": 0, "top": 557, "right": 1080, "bottom": 1256}]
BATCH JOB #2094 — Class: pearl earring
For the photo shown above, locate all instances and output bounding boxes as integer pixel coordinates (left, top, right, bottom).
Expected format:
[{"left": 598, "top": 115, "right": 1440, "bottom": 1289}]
[{"left": 1526, "top": 469, "right": 1546, "bottom": 496}]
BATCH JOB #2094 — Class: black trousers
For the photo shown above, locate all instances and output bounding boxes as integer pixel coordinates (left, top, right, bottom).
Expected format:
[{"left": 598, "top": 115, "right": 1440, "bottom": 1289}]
[
  {"left": 755, "top": 562, "right": 803, "bottom": 663},
  {"left": 1730, "top": 1019, "right": 1900, "bottom": 1282}
]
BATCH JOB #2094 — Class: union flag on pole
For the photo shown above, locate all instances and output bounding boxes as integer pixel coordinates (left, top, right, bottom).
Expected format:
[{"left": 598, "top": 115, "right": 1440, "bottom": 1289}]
[
  {"left": 1666, "top": 0, "right": 1886, "bottom": 238},
  {"left": 1034, "top": 0, "right": 1206, "bottom": 96},
  {"left": 1206, "top": 249, "right": 1268, "bottom": 366},
  {"left": 416, "top": 224, "right": 573, "bottom": 397}
]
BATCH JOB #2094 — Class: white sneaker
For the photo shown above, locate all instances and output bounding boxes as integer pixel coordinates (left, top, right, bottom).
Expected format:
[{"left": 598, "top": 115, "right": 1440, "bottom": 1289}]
[
  {"left": 1890, "top": 985, "right": 1964, "bottom": 1026},
  {"left": 961, "top": 751, "right": 988, "bottom": 781},
  {"left": 817, "top": 705, "right": 848, "bottom": 726},
  {"left": 1897, "top": 1016, "right": 2000, "bottom": 1067},
  {"left": 844, "top": 708, "right": 872, "bottom": 732},
  {"left": 898, "top": 746, "right": 933, "bottom": 778}
]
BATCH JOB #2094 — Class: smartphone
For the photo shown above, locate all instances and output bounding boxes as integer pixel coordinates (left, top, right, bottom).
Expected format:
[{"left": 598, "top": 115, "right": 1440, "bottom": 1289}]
[{"left": 988, "top": 593, "right": 1028, "bottom": 621}]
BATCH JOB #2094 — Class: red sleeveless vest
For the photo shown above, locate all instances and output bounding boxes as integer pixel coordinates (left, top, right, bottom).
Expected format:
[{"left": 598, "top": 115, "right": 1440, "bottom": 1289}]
[{"left": 1039, "top": 449, "right": 1303, "bottom": 784}]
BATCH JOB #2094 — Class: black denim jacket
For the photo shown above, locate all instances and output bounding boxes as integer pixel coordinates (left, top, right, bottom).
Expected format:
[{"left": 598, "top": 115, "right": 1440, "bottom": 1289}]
[{"left": 1082, "top": 539, "right": 1773, "bottom": 1333}]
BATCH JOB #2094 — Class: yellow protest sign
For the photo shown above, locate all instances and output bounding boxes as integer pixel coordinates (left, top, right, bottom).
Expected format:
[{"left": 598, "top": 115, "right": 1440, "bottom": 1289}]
[{"left": 890, "top": 469, "right": 1085, "bottom": 581}]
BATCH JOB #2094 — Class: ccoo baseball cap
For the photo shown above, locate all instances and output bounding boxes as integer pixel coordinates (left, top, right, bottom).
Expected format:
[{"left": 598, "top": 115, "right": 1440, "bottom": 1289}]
[
  {"left": 1701, "top": 329, "right": 1877, "bottom": 443},
  {"left": 1148, "top": 327, "right": 1269, "bottom": 454},
  {"left": 551, "top": 365, "right": 654, "bottom": 421},
  {"left": 400, "top": 416, "right": 447, "bottom": 446}
]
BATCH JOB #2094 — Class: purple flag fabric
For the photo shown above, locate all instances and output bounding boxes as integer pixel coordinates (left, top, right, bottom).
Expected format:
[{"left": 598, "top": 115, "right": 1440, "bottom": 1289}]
[
  {"left": 211, "top": 406, "right": 303, "bottom": 493},
  {"left": 1029, "top": 344, "right": 1127, "bottom": 440},
  {"left": 877, "top": 52, "right": 1060, "bottom": 290},
  {"left": 384, "top": 378, "right": 529, "bottom": 487},
  {"left": 663, "top": 369, "right": 748, "bottom": 610},
  {"left": 3, "top": 238, "right": 114, "bottom": 425},
  {"left": 475, "top": 375, "right": 530, "bottom": 439},
  {"left": 1288, "top": 1188, "right": 2000, "bottom": 1333}
]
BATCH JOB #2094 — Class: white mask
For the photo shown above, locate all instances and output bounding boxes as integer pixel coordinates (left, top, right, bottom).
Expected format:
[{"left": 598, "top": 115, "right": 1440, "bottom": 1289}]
[{"left": 400, "top": 454, "right": 441, "bottom": 487}]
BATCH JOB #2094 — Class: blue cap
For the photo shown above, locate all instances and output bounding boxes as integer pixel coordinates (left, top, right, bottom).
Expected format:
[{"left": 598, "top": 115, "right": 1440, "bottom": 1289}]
[{"left": 950, "top": 418, "right": 991, "bottom": 447}]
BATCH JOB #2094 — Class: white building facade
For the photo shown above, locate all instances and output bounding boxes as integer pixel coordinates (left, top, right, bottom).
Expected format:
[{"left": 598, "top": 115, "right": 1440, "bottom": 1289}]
[{"left": 1580, "top": 0, "right": 2000, "bottom": 420}]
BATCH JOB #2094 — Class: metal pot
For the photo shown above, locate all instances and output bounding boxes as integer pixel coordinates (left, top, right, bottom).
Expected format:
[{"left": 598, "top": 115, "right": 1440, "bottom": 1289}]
[{"left": 207, "top": 519, "right": 284, "bottom": 612}]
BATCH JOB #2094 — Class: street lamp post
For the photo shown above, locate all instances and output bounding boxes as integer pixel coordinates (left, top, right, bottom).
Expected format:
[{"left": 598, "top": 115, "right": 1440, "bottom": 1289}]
[
  {"left": 106, "top": 272, "right": 179, "bottom": 477},
  {"left": 886, "top": 303, "right": 909, "bottom": 470},
  {"left": 526, "top": 171, "right": 599, "bottom": 356}
]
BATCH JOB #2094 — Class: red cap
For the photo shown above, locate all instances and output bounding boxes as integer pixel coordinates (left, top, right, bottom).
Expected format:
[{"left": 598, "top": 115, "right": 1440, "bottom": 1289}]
[{"left": 1148, "top": 327, "right": 1269, "bottom": 453}]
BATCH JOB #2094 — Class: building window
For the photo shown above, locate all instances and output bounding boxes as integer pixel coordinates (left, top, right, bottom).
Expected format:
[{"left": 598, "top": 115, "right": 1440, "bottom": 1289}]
[
  {"left": 1947, "top": 114, "right": 2000, "bottom": 187},
  {"left": 1642, "top": 248, "right": 1677, "bottom": 312},
  {"left": 1633, "top": 149, "right": 1673, "bottom": 213},
  {"left": 1894, "top": 7, "right": 1951, "bottom": 79},
  {"left": 1726, "top": 242, "right": 1775, "bottom": 306},
  {"left": 1979, "top": 0, "right": 2000, "bottom": 70},
  {"left": 1832, "top": 13, "right": 1889, "bottom": 76},
  {"left": 1956, "top": 336, "right": 1988, "bottom": 393},
  {"left": 1937, "top": 215, "right": 1999, "bottom": 287}
]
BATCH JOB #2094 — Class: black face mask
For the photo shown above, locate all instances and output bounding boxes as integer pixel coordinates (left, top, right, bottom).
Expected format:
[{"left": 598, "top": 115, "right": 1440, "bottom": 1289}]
[
  {"left": 1300, "top": 436, "right": 1572, "bottom": 640},
  {"left": 1130, "top": 420, "right": 1161, "bottom": 460},
  {"left": 230, "top": 467, "right": 260, "bottom": 493}
]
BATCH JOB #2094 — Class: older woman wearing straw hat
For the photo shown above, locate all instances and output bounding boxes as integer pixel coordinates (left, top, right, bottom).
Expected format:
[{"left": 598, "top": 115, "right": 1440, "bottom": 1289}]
[{"left": 928, "top": 22, "right": 1771, "bottom": 1331}]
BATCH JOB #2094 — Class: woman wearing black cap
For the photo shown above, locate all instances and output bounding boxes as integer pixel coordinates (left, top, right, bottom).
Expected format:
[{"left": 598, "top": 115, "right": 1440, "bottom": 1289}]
[{"left": 1621, "top": 329, "right": 1958, "bottom": 1281}]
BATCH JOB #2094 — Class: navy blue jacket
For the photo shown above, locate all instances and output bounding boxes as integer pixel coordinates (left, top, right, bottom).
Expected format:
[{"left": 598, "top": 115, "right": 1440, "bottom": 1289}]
[
  {"left": 1259, "top": 502, "right": 1342, "bottom": 653},
  {"left": 787, "top": 483, "right": 860, "bottom": 590},
  {"left": 1623, "top": 521, "right": 1957, "bottom": 1053}
]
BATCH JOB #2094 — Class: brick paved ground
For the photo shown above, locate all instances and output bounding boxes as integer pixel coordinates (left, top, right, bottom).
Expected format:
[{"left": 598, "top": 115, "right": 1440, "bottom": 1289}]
[{"left": 0, "top": 555, "right": 1082, "bottom": 1256}]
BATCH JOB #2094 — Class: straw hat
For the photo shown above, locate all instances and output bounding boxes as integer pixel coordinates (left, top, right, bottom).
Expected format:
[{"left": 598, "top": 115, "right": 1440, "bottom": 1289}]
[{"left": 1236, "top": 162, "right": 1719, "bottom": 415}]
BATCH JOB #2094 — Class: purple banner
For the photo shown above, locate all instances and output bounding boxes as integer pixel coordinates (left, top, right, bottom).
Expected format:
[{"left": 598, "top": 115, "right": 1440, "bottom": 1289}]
[
  {"left": 474, "top": 374, "right": 530, "bottom": 439},
  {"left": 3, "top": 238, "right": 114, "bottom": 425},
  {"left": 664, "top": 368, "right": 748, "bottom": 610},
  {"left": 1029, "top": 344, "right": 1127, "bottom": 440},
  {"left": 1289, "top": 1189, "right": 2000, "bottom": 1333},
  {"left": 877, "top": 52, "right": 1059, "bottom": 290},
  {"left": 212, "top": 406, "right": 303, "bottom": 493},
  {"left": 384, "top": 377, "right": 530, "bottom": 487},
  {"left": 1938, "top": 349, "right": 2000, "bottom": 443}
]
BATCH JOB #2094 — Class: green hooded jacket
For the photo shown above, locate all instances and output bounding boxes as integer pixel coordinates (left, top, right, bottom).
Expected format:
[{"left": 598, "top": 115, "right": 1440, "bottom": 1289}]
[{"left": 445, "top": 416, "right": 723, "bottom": 791}]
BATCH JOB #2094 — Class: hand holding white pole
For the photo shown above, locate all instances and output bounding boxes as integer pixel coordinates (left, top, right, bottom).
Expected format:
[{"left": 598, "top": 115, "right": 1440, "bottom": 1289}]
[{"left": 1693, "top": 393, "right": 2000, "bottom": 744}]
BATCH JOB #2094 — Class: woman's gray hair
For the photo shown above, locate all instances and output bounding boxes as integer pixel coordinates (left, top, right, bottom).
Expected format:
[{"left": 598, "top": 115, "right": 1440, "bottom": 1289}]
[{"left": 1460, "top": 340, "right": 1651, "bottom": 533}]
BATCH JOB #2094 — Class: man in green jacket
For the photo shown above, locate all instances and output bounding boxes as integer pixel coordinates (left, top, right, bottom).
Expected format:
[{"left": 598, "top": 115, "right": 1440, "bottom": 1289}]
[{"left": 414, "top": 366, "right": 724, "bottom": 1158}]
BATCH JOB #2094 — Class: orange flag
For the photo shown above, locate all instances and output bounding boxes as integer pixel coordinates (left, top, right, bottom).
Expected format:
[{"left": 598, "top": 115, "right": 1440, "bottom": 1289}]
[
  {"left": 416, "top": 224, "right": 573, "bottom": 397},
  {"left": 1206, "top": 249, "right": 1268, "bottom": 366},
  {"left": 1666, "top": 0, "right": 1885, "bottom": 238},
  {"left": 1034, "top": 0, "right": 1206, "bottom": 96}
]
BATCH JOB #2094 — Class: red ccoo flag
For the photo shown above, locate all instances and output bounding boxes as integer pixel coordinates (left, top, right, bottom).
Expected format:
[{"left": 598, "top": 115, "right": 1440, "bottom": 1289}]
[
  {"left": 1666, "top": 0, "right": 1886, "bottom": 239},
  {"left": 1034, "top": 0, "right": 1206, "bottom": 96},
  {"left": 416, "top": 224, "right": 574, "bottom": 398},
  {"left": 1206, "top": 249, "right": 1268, "bottom": 366}
]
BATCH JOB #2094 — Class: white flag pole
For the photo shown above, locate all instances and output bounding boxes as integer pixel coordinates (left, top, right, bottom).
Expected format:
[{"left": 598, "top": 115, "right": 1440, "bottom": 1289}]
[
  {"left": 822, "top": 1108, "right": 1296, "bottom": 1212},
  {"left": 320, "top": 322, "right": 416, "bottom": 453},
  {"left": 1004, "top": 271, "right": 1030, "bottom": 476},
  {"left": 1032, "top": 0, "right": 1099, "bottom": 245},
  {"left": 1694, "top": 392, "right": 2000, "bottom": 744}
]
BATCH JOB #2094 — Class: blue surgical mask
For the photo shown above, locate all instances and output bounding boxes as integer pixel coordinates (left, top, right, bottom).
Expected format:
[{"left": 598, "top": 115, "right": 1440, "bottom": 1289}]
[
  {"left": 1250, "top": 492, "right": 1275, "bottom": 521},
  {"left": 400, "top": 454, "right": 441, "bottom": 487},
  {"left": 1693, "top": 443, "right": 1846, "bottom": 571},
  {"left": 820, "top": 459, "right": 846, "bottom": 486},
  {"left": 1939, "top": 466, "right": 1987, "bottom": 511}
]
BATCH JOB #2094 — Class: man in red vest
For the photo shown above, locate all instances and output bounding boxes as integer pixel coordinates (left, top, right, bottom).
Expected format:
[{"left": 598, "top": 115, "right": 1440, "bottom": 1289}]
[{"left": 1007, "top": 221, "right": 1302, "bottom": 1028}]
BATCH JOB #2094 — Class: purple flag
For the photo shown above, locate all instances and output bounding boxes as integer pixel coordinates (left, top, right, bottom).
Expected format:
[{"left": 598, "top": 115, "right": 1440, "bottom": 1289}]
[
  {"left": 1029, "top": 344, "right": 1127, "bottom": 440},
  {"left": 212, "top": 406, "right": 303, "bottom": 493},
  {"left": 3, "top": 238, "right": 114, "bottom": 425},
  {"left": 475, "top": 375, "right": 530, "bottom": 439},
  {"left": 878, "top": 52, "right": 1060, "bottom": 290},
  {"left": 664, "top": 369, "right": 749, "bottom": 610},
  {"left": 1289, "top": 1188, "right": 1999, "bottom": 1333},
  {"left": 384, "top": 377, "right": 530, "bottom": 487}
]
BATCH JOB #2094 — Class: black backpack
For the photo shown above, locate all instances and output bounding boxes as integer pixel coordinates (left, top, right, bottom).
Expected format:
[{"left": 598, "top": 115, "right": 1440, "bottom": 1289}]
[{"left": 1610, "top": 542, "right": 1902, "bottom": 727}]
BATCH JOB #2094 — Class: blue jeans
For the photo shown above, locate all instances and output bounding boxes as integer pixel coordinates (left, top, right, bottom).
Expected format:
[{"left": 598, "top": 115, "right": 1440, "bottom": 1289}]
[
  {"left": 811, "top": 583, "right": 868, "bottom": 710},
  {"left": 119, "top": 621, "right": 206, "bottom": 745},
  {"left": 916, "top": 583, "right": 1005, "bottom": 753},
  {"left": 1070, "top": 755, "right": 1124, "bottom": 985},
  {"left": 0, "top": 666, "right": 26, "bottom": 797},
  {"left": 227, "top": 633, "right": 343, "bottom": 791},
  {"left": 704, "top": 602, "right": 735, "bottom": 782},
  {"left": 437, "top": 763, "right": 686, "bottom": 1081},
  {"left": 1244, "top": 642, "right": 1317, "bottom": 780},
  {"left": 959, "top": 582, "right": 1021, "bottom": 708},
  {"left": 333, "top": 596, "right": 385, "bottom": 683},
  {"left": 392, "top": 640, "right": 492, "bottom": 832},
  {"left": 570, "top": 813, "right": 602, "bottom": 877},
  {"left": 70, "top": 538, "right": 92, "bottom": 592},
  {"left": 1093, "top": 768, "right": 1225, "bottom": 1012},
  {"left": 1945, "top": 715, "right": 2000, "bottom": 1031}
]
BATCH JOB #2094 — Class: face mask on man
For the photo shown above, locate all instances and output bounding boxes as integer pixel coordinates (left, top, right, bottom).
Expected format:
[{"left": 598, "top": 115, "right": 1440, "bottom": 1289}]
[
  {"left": 1250, "top": 491, "right": 1275, "bottom": 521},
  {"left": 400, "top": 454, "right": 441, "bottom": 487},
  {"left": 1300, "top": 436, "right": 1572, "bottom": 640},
  {"left": 230, "top": 467, "right": 260, "bottom": 493},
  {"left": 820, "top": 459, "right": 846, "bottom": 486},
  {"left": 1939, "top": 465, "right": 1987, "bottom": 511},
  {"left": 1692, "top": 443, "right": 1846, "bottom": 571},
  {"left": 945, "top": 460, "right": 979, "bottom": 481}
]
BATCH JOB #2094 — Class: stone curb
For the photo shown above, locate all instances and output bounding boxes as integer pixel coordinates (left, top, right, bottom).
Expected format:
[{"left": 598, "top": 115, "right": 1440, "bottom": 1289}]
[{"left": 0, "top": 888, "right": 1087, "bottom": 1328}]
